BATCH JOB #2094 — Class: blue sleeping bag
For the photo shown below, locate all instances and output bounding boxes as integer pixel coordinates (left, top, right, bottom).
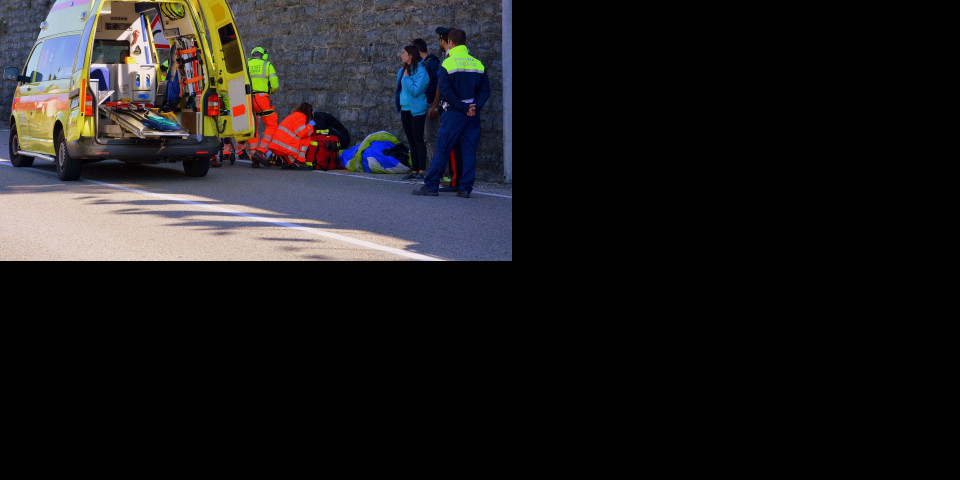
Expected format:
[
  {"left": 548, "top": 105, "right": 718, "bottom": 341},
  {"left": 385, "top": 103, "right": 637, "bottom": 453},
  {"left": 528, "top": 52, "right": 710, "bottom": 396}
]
[
  {"left": 339, "top": 132, "right": 411, "bottom": 173},
  {"left": 361, "top": 141, "right": 411, "bottom": 174},
  {"left": 341, "top": 143, "right": 362, "bottom": 169}
]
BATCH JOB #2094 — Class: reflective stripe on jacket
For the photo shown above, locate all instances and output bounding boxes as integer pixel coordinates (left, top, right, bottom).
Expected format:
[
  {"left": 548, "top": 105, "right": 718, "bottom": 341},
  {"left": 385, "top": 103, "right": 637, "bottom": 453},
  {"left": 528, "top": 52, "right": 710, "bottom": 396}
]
[
  {"left": 248, "top": 57, "right": 279, "bottom": 94},
  {"left": 438, "top": 45, "right": 491, "bottom": 114},
  {"left": 269, "top": 111, "right": 312, "bottom": 156}
]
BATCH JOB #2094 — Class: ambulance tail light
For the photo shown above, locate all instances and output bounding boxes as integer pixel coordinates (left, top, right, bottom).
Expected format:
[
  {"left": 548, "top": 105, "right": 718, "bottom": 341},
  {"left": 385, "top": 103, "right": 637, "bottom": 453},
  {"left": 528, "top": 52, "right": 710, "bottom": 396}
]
[
  {"left": 206, "top": 94, "right": 220, "bottom": 117},
  {"left": 81, "top": 79, "right": 94, "bottom": 116}
]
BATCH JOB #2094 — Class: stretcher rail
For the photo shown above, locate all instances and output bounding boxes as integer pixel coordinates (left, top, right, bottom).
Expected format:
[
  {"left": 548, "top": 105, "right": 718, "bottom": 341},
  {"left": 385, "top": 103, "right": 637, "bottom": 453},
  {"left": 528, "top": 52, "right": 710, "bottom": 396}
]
[{"left": 98, "top": 102, "right": 190, "bottom": 139}]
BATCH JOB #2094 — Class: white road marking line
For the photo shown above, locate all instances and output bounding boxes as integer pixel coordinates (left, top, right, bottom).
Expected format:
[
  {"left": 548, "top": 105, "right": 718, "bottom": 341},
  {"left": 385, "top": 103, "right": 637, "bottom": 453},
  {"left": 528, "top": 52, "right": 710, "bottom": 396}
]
[
  {"left": 0, "top": 139, "right": 512, "bottom": 198},
  {"left": 314, "top": 169, "right": 514, "bottom": 198},
  {"left": 1, "top": 158, "right": 444, "bottom": 261}
]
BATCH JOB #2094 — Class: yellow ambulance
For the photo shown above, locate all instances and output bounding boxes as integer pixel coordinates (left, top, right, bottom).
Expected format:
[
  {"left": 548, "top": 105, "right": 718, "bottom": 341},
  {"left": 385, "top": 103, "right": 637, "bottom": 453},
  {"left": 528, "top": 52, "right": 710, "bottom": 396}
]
[{"left": 3, "top": 0, "right": 255, "bottom": 180}]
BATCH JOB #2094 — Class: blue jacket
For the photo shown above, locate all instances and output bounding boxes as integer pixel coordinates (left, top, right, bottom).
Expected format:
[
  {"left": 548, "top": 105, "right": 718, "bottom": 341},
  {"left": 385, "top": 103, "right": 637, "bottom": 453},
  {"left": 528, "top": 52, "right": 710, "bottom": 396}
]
[
  {"left": 438, "top": 45, "right": 491, "bottom": 114},
  {"left": 395, "top": 60, "right": 429, "bottom": 116}
]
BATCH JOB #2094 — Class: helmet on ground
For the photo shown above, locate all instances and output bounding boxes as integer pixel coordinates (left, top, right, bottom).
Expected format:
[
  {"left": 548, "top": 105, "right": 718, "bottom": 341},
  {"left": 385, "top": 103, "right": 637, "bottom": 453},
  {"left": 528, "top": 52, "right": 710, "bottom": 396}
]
[{"left": 160, "top": 4, "right": 185, "bottom": 19}]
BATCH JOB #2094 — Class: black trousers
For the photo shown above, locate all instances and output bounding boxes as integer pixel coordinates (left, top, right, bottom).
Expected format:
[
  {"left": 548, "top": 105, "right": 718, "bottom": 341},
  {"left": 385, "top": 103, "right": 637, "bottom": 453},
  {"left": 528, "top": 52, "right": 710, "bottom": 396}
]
[{"left": 401, "top": 110, "right": 427, "bottom": 171}]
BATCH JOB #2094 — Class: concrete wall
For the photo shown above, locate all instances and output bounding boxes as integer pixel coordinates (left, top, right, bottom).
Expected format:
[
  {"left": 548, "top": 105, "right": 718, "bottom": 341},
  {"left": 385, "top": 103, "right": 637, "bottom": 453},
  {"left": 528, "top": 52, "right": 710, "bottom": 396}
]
[{"left": 0, "top": 0, "right": 507, "bottom": 183}]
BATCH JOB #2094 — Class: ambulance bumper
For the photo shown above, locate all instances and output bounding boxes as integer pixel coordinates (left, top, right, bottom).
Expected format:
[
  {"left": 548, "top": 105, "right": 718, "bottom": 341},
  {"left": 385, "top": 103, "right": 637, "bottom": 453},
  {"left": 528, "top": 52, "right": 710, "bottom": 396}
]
[{"left": 68, "top": 137, "right": 222, "bottom": 161}]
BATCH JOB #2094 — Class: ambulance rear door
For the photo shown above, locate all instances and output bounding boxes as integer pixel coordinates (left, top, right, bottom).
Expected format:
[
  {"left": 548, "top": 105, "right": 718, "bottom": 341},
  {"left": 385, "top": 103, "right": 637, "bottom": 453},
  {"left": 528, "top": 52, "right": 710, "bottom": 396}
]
[{"left": 193, "top": 0, "right": 254, "bottom": 139}]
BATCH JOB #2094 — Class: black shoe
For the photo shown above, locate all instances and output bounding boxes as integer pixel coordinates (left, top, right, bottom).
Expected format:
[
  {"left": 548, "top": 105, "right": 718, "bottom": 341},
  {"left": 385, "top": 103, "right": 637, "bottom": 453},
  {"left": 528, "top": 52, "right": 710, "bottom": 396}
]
[
  {"left": 401, "top": 172, "right": 418, "bottom": 181},
  {"left": 262, "top": 154, "right": 280, "bottom": 167},
  {"left": 239, "top": 152, "right": 250, "bottom": 160},
  {"left": 412, "top": 186, "right": 439, "bottom": 196},
  {"left": 439, "top": 186, "right": 458, "bottom": 193},
  {"left": 252, "top": 159, "right": 260, "bottom": 168},
  {"left": 291, "top": 162, "right": 312, "bottom": 170},
  {"left": 252, "top": 152, "right": 270, "bottom": 168},
  {"left": 457, "top": 190, "right": 471, "bottom": 198}
]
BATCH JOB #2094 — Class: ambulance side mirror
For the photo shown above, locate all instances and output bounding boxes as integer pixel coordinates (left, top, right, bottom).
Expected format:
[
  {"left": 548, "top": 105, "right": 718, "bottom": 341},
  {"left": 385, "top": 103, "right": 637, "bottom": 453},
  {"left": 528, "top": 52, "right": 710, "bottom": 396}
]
[
  {"left": 3, "top": 67, "right": 20, "bottom": 81},
  {"left": 3, "top": 67, "right": 27, "bottom": 82}
]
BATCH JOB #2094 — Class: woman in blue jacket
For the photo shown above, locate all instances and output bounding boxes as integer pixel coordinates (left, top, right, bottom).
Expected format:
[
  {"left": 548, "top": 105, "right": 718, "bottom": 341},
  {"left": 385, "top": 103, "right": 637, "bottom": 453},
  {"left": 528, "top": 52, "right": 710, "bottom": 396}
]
[{"left": 396, "top": 45, "right": 429, "bottom": 180}]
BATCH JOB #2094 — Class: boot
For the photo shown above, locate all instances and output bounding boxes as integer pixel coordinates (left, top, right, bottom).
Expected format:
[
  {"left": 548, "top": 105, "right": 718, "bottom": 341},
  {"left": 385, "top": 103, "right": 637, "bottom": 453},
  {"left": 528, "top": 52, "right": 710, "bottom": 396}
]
[
  {"left": 252, "top": 151, "right": 270, "bottom": 168},
  {"left": 291, "top": 161, "right": 313, "bottom": 170}
]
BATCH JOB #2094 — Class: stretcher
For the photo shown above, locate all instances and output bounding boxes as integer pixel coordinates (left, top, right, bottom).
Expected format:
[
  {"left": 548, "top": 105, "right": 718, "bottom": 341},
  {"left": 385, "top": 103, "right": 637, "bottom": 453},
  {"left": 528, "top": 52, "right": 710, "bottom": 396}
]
[
  {"left": 175, "top": 36, "right": 204, "bottom": 111},
  {"left": 98, "top": 100, "right": 190, "bottom": 139}
]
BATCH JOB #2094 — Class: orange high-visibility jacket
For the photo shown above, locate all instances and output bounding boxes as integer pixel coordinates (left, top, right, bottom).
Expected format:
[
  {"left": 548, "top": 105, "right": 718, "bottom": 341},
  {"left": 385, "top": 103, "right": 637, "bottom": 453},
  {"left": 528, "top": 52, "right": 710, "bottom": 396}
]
[{"left": 268, "top": 111, "right": 313, "bottom": 158}]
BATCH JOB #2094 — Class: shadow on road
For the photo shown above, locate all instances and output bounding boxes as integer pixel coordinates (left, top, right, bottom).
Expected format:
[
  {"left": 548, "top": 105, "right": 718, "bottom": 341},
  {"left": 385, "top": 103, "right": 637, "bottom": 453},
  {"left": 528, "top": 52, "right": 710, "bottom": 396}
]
[{"left": 1, "top": 155, "right": 512, "bottom": 260}]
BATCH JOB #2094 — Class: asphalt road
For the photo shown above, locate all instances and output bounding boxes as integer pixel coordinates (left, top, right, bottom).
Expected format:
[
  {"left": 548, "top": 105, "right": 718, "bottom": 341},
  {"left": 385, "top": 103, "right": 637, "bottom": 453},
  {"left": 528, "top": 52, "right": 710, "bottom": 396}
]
[{"left": 0, "top": 129, "right": 512, "bottom": 261}]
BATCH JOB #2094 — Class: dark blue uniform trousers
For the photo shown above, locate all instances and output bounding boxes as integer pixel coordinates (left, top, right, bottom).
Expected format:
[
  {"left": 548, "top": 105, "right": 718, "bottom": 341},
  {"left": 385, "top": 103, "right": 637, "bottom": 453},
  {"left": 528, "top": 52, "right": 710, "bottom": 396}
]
[{"left": 424, "top": 109, "right": 480, "bottom": 193}]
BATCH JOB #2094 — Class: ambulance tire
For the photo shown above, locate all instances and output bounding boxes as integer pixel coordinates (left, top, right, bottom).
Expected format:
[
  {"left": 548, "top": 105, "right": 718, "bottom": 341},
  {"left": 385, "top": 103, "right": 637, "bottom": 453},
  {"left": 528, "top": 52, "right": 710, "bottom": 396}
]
[
  {"left": 182, "top": 157, "right": 210, "bottom": 177},
  {"left": 56, "top": 129, "right": 82, "bottom": 181},
  {"left": 8, "top": 125, "right": 34, "bottom": 168}
]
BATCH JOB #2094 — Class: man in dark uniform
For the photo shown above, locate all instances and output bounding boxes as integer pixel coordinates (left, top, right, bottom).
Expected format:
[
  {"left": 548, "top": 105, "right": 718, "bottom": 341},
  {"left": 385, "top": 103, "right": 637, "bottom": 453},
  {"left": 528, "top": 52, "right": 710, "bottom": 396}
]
[
  {"left": 427, "top": 27, "right": 464, "bottom": 192},
  {"left": 413, "top": 28, "right": 491, "bottom": 198}
]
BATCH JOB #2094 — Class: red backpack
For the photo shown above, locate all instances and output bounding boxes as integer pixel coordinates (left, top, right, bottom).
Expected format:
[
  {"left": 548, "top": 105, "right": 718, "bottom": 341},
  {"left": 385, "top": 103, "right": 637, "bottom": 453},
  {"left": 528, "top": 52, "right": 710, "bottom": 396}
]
[{"left": 305, "top": 131, "right": 342, "bottom": 171}]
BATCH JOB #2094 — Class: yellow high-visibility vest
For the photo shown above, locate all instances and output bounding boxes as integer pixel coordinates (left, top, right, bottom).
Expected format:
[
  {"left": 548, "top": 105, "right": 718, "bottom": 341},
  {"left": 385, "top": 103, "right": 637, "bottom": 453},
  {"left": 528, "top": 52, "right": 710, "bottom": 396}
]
[{"left": 248, "top": 58, "right": 278, "bottom": 94}]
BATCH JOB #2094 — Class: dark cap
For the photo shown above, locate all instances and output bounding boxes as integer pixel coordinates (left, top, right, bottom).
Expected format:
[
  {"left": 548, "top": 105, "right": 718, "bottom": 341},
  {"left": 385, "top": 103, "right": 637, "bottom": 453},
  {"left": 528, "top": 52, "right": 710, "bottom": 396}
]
[{"left": 436, "top": 27, "right": 452, "bottom": 36}]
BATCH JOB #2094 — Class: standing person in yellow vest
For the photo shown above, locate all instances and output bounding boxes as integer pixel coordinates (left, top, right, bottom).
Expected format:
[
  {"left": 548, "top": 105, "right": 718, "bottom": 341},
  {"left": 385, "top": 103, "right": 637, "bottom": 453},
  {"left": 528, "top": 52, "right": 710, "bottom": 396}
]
[{"left": 245, "top": 46, "right": 280, "bottom": 168}]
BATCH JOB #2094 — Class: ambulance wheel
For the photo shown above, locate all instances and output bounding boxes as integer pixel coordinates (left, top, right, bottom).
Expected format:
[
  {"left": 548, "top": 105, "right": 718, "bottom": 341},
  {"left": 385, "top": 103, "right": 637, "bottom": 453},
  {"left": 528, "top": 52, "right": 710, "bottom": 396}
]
[
  {"left": 183, "top": 157, "right": 210, "bottom": 177},
  {"left": 56, "top": 129, "right": 82, "bottom": 181},
  {"left": 230, "top": 152, "right": 237, "bottom": 165},
  {"left": 8, "top": 125, "right": 34, "bottom": 168}
]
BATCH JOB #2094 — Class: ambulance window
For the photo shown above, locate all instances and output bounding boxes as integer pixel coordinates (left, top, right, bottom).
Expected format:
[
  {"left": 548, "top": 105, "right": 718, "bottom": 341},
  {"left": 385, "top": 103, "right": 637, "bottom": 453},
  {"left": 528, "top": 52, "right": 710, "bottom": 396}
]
[
  {"left": 74, "top": 7, "right": 98, "bottom": 75},
  {"left": 217, "top": 23, "right": 243, "bottom": 74},
  {"left": 23, "top": 43, "right": 43, "bottom": 83},
  {"left": 92, "top": 40, "right": 130, "bottom": 64},
  {"left": 35, "top": 36, "right": 81, "bottom": 82}
]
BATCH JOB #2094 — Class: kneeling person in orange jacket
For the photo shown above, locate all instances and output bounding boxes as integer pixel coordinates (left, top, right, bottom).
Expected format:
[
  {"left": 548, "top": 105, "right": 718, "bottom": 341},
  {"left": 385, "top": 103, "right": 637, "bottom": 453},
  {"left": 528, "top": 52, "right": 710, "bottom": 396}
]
[{"left": 266, "top": 102, "right": 315, "bottom": 170}]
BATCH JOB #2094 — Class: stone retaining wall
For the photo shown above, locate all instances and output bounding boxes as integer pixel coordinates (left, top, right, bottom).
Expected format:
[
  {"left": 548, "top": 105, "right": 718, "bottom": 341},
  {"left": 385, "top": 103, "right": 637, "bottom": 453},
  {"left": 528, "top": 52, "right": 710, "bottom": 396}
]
[{"left": 0, "top": 0, "right": 505, "bottom": 182}]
